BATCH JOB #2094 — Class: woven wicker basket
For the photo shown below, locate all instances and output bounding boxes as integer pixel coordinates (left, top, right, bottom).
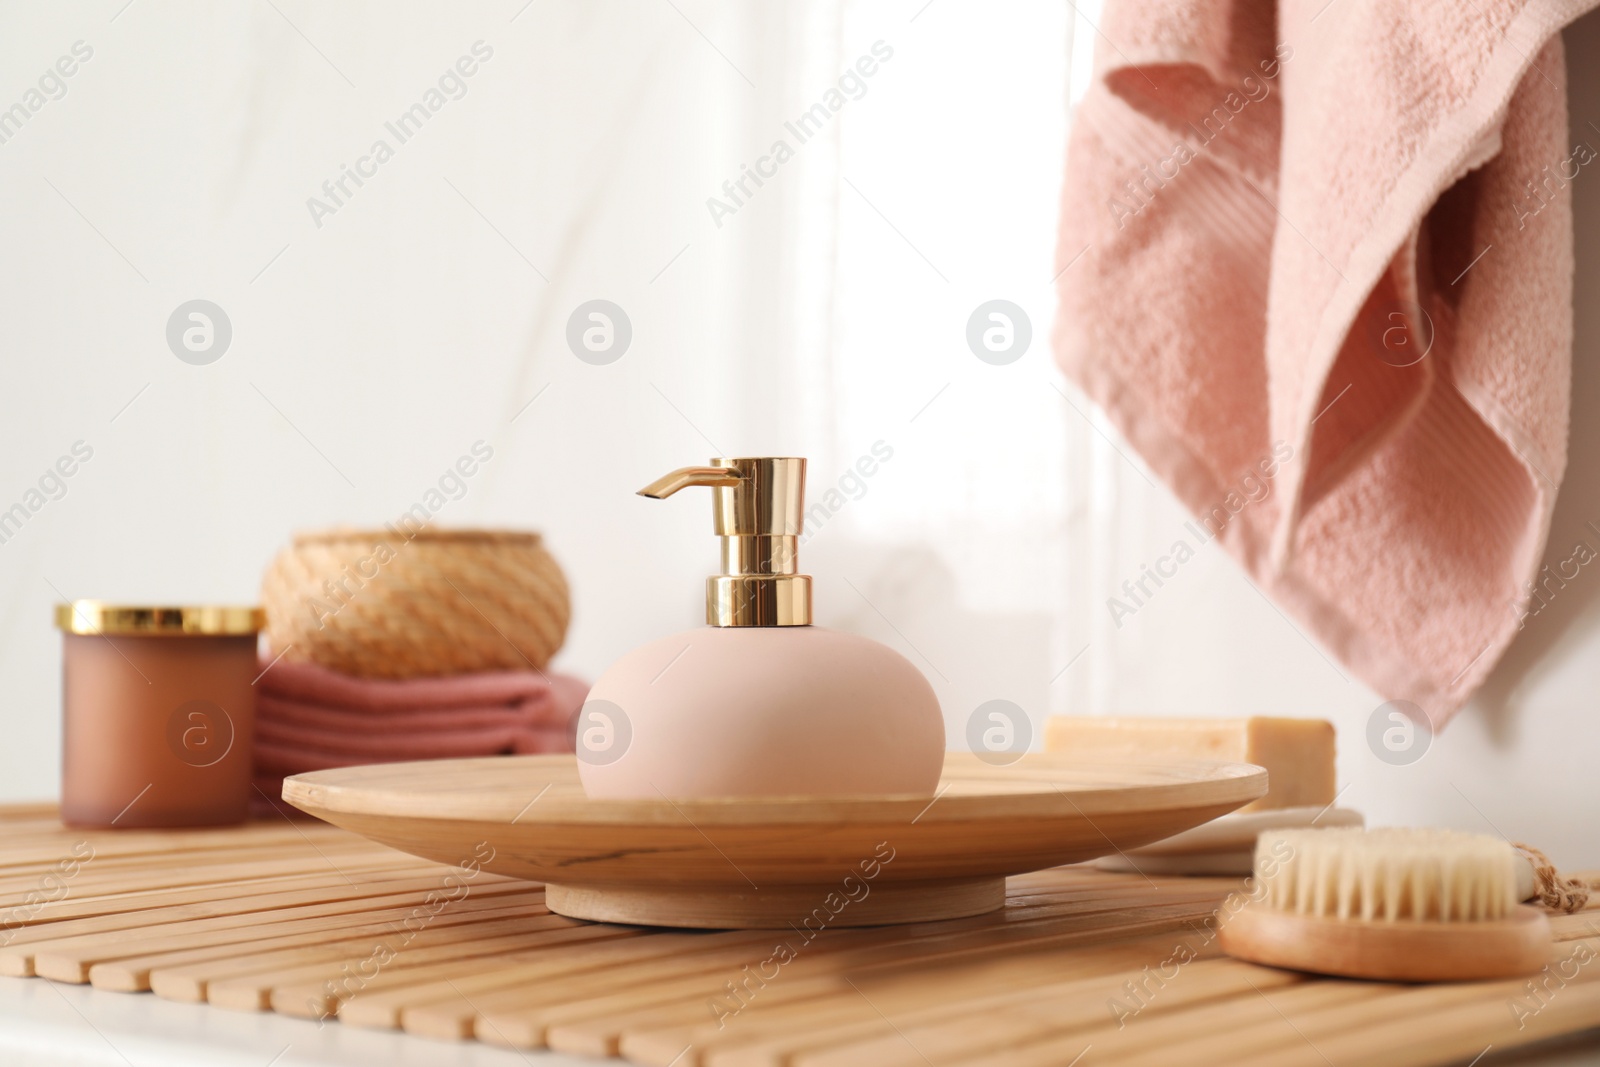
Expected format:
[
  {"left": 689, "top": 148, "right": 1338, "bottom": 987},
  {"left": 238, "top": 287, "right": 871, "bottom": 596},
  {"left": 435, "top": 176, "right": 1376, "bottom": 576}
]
[{"left": 260, "top": 527, "right": 570, "bottom": 679}]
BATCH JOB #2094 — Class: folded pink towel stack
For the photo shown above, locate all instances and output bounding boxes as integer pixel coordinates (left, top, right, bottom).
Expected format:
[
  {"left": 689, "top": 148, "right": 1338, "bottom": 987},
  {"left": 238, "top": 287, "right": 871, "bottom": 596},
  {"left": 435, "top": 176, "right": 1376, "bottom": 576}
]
[
  {"left": 1055, "top": 0, "right": 1595, "bottom": 725},
  {"left": 252, "top": 656, "right": 588, "bottom": 815}
]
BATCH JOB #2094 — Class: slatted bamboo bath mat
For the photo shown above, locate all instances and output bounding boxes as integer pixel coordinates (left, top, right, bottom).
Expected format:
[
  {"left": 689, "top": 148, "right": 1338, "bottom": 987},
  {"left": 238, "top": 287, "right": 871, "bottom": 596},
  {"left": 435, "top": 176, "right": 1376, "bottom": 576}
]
[{"left": 1, "top": 804, "right": 1597, "bottom": 1066}]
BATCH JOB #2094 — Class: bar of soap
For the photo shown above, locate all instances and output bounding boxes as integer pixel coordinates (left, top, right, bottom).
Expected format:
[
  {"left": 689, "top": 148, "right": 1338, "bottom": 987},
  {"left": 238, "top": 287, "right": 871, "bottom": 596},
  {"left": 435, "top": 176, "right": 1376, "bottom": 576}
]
[{"left": 1044, "top": 716, "right": 1335, "bottom": 811}]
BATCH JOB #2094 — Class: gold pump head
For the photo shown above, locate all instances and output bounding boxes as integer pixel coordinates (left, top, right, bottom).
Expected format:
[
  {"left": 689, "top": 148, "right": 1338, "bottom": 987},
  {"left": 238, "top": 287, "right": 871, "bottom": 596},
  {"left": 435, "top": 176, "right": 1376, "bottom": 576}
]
[{"left": 639, "top": 457, "right": 811, "bottom": 627}]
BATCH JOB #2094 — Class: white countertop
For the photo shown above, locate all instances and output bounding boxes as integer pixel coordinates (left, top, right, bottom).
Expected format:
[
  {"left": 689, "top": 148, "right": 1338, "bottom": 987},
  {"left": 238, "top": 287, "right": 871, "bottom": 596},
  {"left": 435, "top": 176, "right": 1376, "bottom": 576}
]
[{"left": 0, "top": 976, "right": 612, "bottom": 1067}]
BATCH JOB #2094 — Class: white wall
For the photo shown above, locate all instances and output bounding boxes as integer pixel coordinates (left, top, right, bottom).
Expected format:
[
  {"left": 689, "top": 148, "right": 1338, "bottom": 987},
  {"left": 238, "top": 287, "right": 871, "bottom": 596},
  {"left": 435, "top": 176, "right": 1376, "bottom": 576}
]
[
  {"left": 0, "top": 1, "right": 1595, "bottom": 869},
  {"left": 0, "top": 0, "right": 770, "bottom": 786},
  {"left": 0, "top": 0, "right": 1079, "bottom": 799}
]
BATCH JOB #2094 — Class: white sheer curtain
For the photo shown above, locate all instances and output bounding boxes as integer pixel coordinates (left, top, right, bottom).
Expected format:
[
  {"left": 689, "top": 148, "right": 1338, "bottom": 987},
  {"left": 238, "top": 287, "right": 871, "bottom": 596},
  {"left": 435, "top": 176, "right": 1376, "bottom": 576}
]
[{"left": 753, "top": 0, "right": 1105, "bottom": 746}]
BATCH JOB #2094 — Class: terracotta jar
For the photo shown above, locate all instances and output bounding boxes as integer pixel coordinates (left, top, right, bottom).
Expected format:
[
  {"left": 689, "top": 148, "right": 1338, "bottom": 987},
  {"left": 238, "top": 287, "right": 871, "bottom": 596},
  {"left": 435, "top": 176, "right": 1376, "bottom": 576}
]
[{"left": 57, "top": 602, "right": 261, "bottom": 828}]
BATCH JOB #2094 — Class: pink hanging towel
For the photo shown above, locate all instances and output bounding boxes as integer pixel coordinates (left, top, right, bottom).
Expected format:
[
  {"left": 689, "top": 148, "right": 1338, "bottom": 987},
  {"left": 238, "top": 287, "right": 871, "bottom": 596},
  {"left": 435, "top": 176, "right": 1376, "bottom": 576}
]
[{"left": 1055, "top": 0, "right": 1595, "bottom": 726}]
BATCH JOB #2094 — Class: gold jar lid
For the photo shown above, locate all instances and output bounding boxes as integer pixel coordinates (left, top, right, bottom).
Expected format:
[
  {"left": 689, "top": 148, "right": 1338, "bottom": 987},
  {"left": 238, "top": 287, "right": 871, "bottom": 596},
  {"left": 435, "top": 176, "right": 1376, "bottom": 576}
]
[{"left": 55, "top": 601, "right": 264, "bottom": 636}]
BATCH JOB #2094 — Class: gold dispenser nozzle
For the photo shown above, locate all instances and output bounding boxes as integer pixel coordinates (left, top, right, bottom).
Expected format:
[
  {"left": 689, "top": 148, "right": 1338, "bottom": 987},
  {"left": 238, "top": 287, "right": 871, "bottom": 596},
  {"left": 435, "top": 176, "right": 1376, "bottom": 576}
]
[{"left": 638, "top": 458, "right": 811, "bottom": 627}]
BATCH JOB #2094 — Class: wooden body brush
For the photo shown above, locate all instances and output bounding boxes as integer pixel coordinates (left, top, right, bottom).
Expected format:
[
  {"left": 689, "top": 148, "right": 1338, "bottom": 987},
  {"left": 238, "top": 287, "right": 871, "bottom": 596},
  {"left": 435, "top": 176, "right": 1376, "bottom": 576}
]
[{"left": 1219, "top": 828, "right": 1561, "bottom": 982}]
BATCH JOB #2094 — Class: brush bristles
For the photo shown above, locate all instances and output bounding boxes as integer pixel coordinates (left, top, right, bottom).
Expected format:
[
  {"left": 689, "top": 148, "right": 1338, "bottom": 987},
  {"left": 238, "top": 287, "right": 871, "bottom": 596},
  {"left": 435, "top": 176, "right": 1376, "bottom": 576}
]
[{"left": 1256, "top": 828, "right": 1519, "bottom": 922}]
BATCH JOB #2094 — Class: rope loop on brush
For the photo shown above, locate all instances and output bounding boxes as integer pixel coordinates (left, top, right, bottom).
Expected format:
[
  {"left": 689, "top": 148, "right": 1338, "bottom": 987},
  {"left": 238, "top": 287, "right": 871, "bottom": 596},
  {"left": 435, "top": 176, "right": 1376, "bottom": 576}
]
[{"left": 1515, "top": 842, "right": 1596, "bottom": 914}]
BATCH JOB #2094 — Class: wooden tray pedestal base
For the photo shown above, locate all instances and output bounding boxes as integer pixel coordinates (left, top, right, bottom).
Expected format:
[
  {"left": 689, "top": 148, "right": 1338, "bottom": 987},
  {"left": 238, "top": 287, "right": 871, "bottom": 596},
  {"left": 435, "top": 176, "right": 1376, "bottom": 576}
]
[{"left": 545, "top": 877, "right": 1006, "bottom": 929}]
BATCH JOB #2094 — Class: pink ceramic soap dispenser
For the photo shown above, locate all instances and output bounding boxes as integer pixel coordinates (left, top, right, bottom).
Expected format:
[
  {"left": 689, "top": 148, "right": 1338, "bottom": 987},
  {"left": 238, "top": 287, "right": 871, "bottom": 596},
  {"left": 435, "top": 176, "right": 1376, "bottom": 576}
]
[{"left": 578, "top": 457, "right": 945, "bottom": 799}]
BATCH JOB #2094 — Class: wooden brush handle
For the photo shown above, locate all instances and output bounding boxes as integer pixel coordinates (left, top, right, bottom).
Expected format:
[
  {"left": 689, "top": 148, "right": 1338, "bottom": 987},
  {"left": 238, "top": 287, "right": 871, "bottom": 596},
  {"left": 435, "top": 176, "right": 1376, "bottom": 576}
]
[{"left": 1219, "top": 903, "right": 1553, "bottom": 982}]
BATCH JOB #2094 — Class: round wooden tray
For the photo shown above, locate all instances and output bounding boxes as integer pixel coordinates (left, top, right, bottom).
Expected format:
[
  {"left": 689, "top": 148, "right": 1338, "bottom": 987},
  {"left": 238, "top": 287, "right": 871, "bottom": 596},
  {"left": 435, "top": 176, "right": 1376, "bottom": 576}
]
[{"left": 283, "top": 752, "right": 1266, "bottom": 928}]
